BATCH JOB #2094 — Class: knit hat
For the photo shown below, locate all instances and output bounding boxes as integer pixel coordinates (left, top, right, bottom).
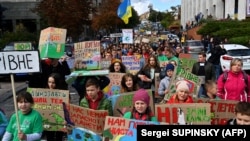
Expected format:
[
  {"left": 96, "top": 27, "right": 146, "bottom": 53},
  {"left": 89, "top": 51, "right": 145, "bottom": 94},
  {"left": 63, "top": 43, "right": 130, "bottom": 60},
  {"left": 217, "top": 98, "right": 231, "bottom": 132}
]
[
  {"left": 165, "top": 63, "right": 175, "bottom": 72},
  {"left": 133, "top": 89, "right": 150, "bottom": 105},
  {"left": 176, "top": 80, "right": 190, "bottom": 92}
]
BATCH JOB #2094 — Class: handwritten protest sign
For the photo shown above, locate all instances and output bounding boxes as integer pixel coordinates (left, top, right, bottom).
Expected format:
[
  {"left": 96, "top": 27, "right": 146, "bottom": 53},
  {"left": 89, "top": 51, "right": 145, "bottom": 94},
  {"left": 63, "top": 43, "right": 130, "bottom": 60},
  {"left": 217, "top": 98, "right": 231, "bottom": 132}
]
[
  {"left": 67, "top": 127, "right": 102, "bottom": 141},
  {"left": 27, "top": 88, "right": 69, "bottom": 131},
  {"left": 103, "top": 116, "right": 160, "bottom": 141},
  {"left": 121, "top": 56, "right": 140, "bottom": 75},
  {"left": 64, "top": 103, "right": 108, "bottom": 134},
  {"left": 109, "top": 90, "right": 154, "bottom": 117},
  {"left": 14, "top": 42, "right": 32, "bottom": 50},
  {"left": 194, "top": 98, "right": 238, "bottom": 125},
  {"left": 74, "top": 40, "right": 101, "bottom": 70},
  {"left": 179, "top": 57, "right": 197, "bottom": 73},
  {"left": 165, "top": 67, "right": 200, "bottom": 100},
  {"left": 155, "top": 103, "right": 211, "bottom": 125},
  {"left": 101, "top": 58, "right": 111, "bottom": 70},
  {"left": 154, "top": 73, "right": 162, "bottom": 99},
  {"left": 38, "top": 27, "right": 67, "bottom": 58},
  {"left": 106, "top": 73, "right": 124, "bottom": 96}
]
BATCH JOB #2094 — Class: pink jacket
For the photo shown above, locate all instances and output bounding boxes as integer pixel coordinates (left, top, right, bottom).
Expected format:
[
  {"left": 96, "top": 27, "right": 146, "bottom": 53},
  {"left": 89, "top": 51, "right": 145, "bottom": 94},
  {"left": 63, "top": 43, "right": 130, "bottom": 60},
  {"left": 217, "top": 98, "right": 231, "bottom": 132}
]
[{"left": 217, "top": 70, "right": 250, "bottom": 102}]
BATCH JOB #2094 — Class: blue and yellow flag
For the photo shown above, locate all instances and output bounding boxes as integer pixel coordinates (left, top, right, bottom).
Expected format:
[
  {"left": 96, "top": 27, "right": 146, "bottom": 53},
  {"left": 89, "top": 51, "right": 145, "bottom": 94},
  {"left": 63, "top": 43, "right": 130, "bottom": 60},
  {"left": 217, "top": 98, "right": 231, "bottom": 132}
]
[{"left": 117, "top": 0, "right": 132, "bottom": 24}]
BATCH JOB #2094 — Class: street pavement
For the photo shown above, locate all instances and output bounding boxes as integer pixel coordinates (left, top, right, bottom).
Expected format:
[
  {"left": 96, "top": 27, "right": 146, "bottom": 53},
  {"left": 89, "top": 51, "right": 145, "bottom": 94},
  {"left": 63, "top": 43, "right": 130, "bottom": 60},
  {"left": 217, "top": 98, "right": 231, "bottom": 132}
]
[{"left": 0, "top": 77, "right": 79, "bottom": 119}]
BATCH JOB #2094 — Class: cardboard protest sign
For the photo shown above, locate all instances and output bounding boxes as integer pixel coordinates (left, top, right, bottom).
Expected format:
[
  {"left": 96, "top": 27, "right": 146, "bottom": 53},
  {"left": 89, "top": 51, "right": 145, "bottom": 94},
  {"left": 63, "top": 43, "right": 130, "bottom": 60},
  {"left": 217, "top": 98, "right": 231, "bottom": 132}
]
[
  {"left": 106, "top": 73, "right": 125, "bottom": 96},
  {"left": 74, "top": 40, "right": 101, "bottom": 70},
  {"left": 101, "top": 58, "right": 111, "bottom": 70},
  {"left": 194, "top": 98, "right": 238, "bottom": 125},
  {"left": 63, "top": 103, "right": 108, "bottom": 134},
  {"left": 179, "top": 57, "right": 197, "bottom": 73},
  {"left": 67, "top": 127, "right": 102, "bottom": 141},
  {"left": 122, "top": 29, "right": 133, "bottom": 44},
  {"left": 109, "top": 90, "right": 154, "bottom": 117},
  {"left": 14, "top": 42, "right": 32, "bottom": 50},
  {"left": 154, "top": 73, "right": 162, "bottom": 99},
  {"left": 0, "top": 51, "right": 41, "bottom": 74},
  {"left": 39, "top": 27, "right": 67, "bottom": 58},
  {"left": 27, "top": 88, "right": 69, "bottom": 131},
  {"left": 121, "top": 55, "right": 140, "bottom": 75},
  {"left": 155, "top": 103, "right": 211, "bottom": 125},
  {"left": 103, "top": 116, "right": 160, "bottom": 141},
  {"left": 165, "top": 67, "right": 200, "bottom": 100}
]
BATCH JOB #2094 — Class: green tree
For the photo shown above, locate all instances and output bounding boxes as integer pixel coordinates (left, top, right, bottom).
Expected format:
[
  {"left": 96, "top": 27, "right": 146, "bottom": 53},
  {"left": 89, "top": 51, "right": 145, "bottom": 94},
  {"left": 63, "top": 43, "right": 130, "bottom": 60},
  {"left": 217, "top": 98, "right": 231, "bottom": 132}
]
[
  {"left": 33, "top": 0, "right": 94, "bottom": 40},
  {"left": 0, "top": 24, "right": 38, "bottom": 49}
]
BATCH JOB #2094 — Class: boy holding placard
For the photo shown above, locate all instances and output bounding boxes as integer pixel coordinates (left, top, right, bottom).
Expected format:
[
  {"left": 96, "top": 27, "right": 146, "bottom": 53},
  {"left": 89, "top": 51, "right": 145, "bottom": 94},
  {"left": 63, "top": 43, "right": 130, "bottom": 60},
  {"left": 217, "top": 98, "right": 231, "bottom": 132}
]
[{"left": 80, "top": 77, "right": 113, "bottom": 116}]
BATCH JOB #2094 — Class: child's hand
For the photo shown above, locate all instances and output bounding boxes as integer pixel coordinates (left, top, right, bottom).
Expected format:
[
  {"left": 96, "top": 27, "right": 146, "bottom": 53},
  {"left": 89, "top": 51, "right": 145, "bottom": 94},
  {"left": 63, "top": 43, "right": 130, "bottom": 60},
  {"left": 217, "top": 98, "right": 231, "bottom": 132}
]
[
  {"left": 164, "top": 89, "right": 169, "bottom": 94},
  {"left": 18, "top": 131, "right": 27, "bottom": 140}
]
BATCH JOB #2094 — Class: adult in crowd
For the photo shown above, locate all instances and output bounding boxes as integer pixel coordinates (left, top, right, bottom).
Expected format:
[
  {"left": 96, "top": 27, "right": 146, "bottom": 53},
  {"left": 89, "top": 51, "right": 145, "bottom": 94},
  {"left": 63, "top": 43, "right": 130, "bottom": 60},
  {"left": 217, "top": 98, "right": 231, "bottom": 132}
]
[
  {"left": 191, "top": 52, "right": 215, "bottom": 98},
  {"left": 137, "top": 55, "right": 161, "bottom": 102},
  {"left": 217, "top": 58, "right": 250, "bottom": 102},
  {"left": 120, "top": 73, "right": 139, "bottom": 93},
  {"left": 207, "top": 39, "right": 227, "bottom": 80},
  {"left": 108, "top": 59, "right": 127, "bottom": 73}
]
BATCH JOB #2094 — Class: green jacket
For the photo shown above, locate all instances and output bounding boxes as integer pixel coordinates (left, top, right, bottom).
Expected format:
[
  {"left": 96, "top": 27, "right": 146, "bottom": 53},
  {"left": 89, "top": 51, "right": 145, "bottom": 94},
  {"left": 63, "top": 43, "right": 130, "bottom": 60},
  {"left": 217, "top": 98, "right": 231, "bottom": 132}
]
[
  {"left": 80, "top": 96, "right": 113, "bottom": 116},
  {"left": 123, "top": 112, "right": 158, "bottom": 122}
]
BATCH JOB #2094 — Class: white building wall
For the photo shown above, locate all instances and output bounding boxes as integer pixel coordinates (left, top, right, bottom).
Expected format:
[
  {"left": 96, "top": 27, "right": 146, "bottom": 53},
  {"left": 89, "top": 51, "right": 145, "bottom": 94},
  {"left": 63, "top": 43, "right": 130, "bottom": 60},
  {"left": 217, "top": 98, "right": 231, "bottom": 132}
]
[
  {"left": 181, "top": 0, "right": 247, "bottom": 27},
  {"left": 225, "top": 0, "right": 235, "bottom": 19},
  {"left": 238, "top": 0, "right": 247, "bottom": 20}
]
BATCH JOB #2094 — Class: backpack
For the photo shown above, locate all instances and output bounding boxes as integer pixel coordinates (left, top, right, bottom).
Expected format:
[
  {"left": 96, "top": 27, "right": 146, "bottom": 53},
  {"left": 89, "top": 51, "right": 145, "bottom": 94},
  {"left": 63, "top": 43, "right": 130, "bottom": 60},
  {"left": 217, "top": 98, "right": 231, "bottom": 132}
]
[{"left": 222, "top": 70, "right": 249, "bottom": 93}]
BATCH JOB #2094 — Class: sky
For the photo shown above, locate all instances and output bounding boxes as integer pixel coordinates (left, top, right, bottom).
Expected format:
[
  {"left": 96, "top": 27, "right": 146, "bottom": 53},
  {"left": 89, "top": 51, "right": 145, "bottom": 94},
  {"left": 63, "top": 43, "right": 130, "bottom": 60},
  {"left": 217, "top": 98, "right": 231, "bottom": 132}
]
[{"left": 131, "top": 0, "right": 181, "bottom": 15}]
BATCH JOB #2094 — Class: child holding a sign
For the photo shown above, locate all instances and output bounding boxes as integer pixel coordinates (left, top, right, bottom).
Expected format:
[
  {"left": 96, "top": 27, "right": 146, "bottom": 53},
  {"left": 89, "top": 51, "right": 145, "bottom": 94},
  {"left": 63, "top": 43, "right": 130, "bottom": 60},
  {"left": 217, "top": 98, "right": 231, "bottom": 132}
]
[
  {"left": 123, "top": 89, "right": 157, "bottom": 121},
  {"left": 167, "top": 80, "right": 194, "bottom": 103},
  {"left": 2, "top": 92, "right": 43, "bottom": 141},
  {"left": 227, "top": 101, "right": 250, "bottom": 125},
  {"left": 80, "top": 77, "right": 113, "bottom": 116},
  {"left": 121, "top": 73, "right": 139, "bottom": 93}
]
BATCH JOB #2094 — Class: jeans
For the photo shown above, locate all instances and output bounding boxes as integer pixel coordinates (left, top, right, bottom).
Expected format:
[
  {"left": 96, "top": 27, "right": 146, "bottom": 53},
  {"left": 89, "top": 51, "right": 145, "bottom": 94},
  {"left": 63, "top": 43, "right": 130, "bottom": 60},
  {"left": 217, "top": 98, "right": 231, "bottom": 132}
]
[
  {"left": 198, "top": 85, "right": 208, "bottom": 98},
  {"left": 214, "top": 64, "right": 221, "bottom": 80}
]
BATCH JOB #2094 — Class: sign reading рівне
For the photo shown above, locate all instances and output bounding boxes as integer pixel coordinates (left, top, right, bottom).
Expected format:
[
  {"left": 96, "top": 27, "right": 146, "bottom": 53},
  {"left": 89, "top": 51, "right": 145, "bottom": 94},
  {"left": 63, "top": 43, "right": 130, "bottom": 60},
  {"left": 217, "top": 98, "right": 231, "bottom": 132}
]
[{"left": 0, "top": 51, "right": 40, "bottom": 74}]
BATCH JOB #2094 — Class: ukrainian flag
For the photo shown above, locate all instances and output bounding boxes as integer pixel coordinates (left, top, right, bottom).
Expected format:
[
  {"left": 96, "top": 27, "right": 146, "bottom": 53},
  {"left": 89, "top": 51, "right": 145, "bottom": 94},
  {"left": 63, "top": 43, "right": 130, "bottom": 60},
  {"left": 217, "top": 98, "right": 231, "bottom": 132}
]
[{"left": 117, "top": 0, "right": 132, "bottom": 24}]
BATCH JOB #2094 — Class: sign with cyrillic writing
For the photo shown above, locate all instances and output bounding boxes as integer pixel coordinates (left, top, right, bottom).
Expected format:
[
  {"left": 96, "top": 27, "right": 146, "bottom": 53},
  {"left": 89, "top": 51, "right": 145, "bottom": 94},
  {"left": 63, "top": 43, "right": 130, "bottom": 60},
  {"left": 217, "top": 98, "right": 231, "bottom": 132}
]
[
  {"left": 14, "top": 42, "right": 32, "bottom": 50},
  {"left": 0, "top": 51, "right": 40, "bottom": 74}
]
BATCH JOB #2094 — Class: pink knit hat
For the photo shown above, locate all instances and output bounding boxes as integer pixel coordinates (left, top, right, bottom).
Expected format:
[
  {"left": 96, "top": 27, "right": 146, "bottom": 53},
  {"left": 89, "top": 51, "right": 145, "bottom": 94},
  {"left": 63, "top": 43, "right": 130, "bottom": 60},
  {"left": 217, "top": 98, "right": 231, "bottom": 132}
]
[
  {"left": 133, "top": 89, "right": 150, "bottom": 105},
  {"left": 176, "top": 80, "right": 190, "bottom": 92}
]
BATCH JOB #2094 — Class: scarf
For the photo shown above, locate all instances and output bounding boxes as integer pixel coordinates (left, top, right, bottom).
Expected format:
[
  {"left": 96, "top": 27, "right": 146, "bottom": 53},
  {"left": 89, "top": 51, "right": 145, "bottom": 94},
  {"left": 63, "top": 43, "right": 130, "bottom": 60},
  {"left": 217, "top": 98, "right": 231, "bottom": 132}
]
[{"left": 131, "top": 107, "right": 154, "bottom": 121}]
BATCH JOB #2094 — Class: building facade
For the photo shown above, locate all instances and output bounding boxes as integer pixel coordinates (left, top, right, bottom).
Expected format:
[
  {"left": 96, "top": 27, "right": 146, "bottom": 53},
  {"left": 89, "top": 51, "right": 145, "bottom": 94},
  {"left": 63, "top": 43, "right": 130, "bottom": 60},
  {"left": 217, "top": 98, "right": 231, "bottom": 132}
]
[{"left": 181, "top": 0, "right": 249, "bottom": 30}]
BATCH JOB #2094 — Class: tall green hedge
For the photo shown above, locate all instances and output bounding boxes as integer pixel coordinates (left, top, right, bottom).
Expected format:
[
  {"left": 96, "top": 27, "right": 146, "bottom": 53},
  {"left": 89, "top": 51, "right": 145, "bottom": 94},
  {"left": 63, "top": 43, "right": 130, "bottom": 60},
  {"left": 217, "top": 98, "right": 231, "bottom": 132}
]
[{"left": 197, "top": 20, "right": 250, "bottom": 46}]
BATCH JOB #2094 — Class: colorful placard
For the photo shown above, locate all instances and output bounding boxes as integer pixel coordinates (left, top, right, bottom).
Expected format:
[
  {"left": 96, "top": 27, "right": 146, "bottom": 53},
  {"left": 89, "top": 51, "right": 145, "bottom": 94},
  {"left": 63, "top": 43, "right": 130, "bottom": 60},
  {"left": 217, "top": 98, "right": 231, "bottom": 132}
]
[
  {"left": 38, "top": 27, "right": 67, "bottom": 59},
  {"left": 106, "top": 73, "right": 125, "bottom": 96},
  {"left": 194, "top": 98, "right": 238, "bottom": 125},
  {"left": 14, "top": 42, "right": 32, "bottom": 50},
  {"left": 67, "top": 127, "right": 102, "bottom": 141},
  {"left": 155, "top": 103, "right": 211, "bottom": 125},
  {"left": 27, "top": 88, "right": 69, "bottom": 131},
  {"left": 103, "top": 116, "right": 160, "bottom": 141},
  {"left": 63, "top": 103, "right": 108, "bottom": 134},
  {"left": 121, "top": 55, "right": 140, "bottom": 74},
  {"left": 74, "top": 41, "right": 101, "bottom": 70}
]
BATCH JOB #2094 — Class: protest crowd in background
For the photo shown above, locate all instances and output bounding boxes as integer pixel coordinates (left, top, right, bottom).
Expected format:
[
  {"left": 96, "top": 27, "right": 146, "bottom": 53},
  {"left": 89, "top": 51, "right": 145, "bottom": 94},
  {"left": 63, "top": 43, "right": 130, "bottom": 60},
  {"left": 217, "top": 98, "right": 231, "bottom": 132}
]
[{"left": 0, "top": 26, "right": 250, "bottom": 141}]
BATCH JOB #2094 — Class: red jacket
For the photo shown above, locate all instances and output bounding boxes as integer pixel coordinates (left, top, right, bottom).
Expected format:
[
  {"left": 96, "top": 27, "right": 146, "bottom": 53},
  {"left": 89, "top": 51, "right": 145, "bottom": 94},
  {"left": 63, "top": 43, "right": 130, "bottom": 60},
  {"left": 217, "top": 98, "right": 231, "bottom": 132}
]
[
  {"left": 85, "top": 91, "right": 104, "bottom": 110},
  {"left": 167, "top": 94, "right": 194, "bottom": 104},
  {"left": 217, "top": 70, "right": 250, "bottom": 102}
]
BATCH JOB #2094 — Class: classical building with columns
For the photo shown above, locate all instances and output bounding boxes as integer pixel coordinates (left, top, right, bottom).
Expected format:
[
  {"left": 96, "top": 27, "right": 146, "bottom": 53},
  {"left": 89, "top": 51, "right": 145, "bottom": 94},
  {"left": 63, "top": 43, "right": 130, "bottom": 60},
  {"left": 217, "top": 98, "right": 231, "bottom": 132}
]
[{"left": 181, "top": 0, "right": 250, "bottom": 30}]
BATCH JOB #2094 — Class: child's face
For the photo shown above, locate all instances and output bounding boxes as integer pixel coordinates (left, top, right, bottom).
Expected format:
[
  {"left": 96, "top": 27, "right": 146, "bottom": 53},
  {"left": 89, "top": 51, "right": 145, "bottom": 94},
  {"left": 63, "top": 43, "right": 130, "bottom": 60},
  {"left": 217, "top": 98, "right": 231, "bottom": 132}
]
[
  {"left": 134, "top": 100, "right": 147, "bottom": 114},
  {"left": 207, "top": 83, "right": 217, "bottom": 95},
  {"left": 114, "top": 62, "right": 121, "bottom": 72},
  {"left": 177, "top": 89, "right": 189, "bottom": 102},
  {"left": 125, "top": 77, "right": 133, "bottom": 88},
  {"left": 18, "top": 99, "right": 32, "bottom": 114},
  {"left": 86, "top": 85, "right": 100, "bottom": 100},
  {"left": 166, "top": 70, "right": 174, "bottom": 77},
  {"left": 48, "top": 77, "right": 56, "bottom": 89},
  {"left": 236, "top": 113, "right": 250, "bottom": 125}
]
